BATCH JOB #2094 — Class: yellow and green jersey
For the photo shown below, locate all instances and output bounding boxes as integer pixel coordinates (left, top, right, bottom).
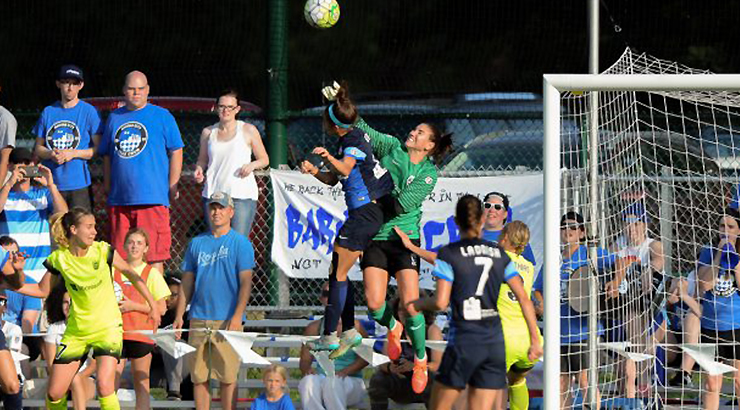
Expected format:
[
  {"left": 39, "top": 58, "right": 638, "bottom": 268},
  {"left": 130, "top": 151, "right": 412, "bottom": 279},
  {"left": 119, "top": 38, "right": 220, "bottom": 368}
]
[
  {"left": 355, "top": 118, "right": 438, "bottom": 240},
  {"left": 44, "top": 241, "right": 122, "bottom": 336},
  {"left": 498, "top": 250, "right": 536, "bottom": 333}
]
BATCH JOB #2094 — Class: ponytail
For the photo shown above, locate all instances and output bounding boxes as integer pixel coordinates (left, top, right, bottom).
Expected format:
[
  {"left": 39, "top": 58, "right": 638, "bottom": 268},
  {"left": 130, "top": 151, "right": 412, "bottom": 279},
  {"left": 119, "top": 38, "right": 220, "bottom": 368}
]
[
  {"left": 50, "top": 207, "right": 94, "bottom": 249},
  {"left": 322, "top": 81, "right": 358, "bottom": 133},
  {"left": 50, "top": 212, "right": 69, "bottom": 249},
  {"left": 424, "top": 122, "right": 453, "bottom": 165},
  {"left": 454, "top": 195, "right": 484, "bottom": 237}
]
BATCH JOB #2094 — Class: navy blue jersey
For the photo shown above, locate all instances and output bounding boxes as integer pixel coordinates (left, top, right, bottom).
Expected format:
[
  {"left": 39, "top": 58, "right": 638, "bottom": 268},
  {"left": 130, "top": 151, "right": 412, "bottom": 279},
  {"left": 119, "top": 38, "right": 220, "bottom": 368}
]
[
  {"left": 337, "top": 128, "right": 393, "bottom": 210},
  {"left": 433, "top": 238, "right": 513, "bottom": 345}
]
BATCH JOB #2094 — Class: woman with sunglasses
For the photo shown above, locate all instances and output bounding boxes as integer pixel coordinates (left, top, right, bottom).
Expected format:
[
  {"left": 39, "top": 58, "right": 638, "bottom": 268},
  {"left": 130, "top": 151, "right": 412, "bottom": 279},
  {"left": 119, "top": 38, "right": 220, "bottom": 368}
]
[
  {"left": 532, "top": 211, "right": 615, "bottom": 409},
  {"left": 397, "top": 192, "right": 538, "bottom": 268},
  {"left": 193, "top": 89, "right": 269, "bottom": 237},
  {"left": 482, "top": 192, "right": 536, "bottom": 265},
  {"left": 321, "top": 81, "right": 453, "bottom": 394}
]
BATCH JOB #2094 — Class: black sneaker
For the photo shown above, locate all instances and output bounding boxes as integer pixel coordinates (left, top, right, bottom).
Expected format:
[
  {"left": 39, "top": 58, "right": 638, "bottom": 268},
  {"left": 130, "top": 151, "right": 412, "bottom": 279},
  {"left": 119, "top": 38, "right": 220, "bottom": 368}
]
[
  {"left": 167, "top": 391, "right": 182, "bottom": 401},
  {"left": 668, "top": 371, "right": 693, "bottom": 388}
]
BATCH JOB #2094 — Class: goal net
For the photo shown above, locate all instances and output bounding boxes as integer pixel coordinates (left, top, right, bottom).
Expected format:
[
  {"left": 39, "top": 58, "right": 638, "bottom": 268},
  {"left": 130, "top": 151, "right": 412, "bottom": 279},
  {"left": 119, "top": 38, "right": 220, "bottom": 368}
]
[{"left": 555, "top": 48, "right": 740, "bottom": 409}]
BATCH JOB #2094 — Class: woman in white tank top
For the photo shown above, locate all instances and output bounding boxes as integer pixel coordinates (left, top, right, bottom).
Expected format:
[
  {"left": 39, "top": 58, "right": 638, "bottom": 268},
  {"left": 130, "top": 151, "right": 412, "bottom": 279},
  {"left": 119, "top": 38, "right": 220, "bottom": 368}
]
[{"left": 194, "top": 90, "right": 269, "bottom": 237}]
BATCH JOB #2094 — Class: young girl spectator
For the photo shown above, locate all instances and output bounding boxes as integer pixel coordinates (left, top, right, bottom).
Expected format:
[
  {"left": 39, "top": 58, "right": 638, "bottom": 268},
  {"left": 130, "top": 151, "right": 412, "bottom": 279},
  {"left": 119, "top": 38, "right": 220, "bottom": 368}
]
[
  {"left": 16, "top": 208, "right": 160, "bottom": 410},
  {"left": 253, "top": 365, "right": 296, "bottom": 410},
  {"left": 696, "top": 207, "right": 740, "bottom": 410},
  {"left": 42, "top": 283, "right": 95, "bottom": 410},
  {"left": 114, "top": 228, "right": 170, "bottom": 410},
  {"left": 194, "top": 89, "right": 269, "bottom": 237}
]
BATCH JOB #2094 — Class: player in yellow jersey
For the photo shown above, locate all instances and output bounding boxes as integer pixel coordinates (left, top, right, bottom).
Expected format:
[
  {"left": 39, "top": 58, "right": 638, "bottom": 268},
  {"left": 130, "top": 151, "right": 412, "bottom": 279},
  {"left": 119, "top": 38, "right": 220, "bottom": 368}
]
[
  {"left": 16, "top": 208, "right": 161, "bottom": 410},
  {"left": 496, "top": 221, "right": 542, "bottom": 410}
]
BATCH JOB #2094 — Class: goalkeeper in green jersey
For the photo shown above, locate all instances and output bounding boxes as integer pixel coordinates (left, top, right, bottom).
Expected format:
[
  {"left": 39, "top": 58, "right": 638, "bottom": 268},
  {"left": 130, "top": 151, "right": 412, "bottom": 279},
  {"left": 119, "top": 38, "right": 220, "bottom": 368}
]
[{"left": 323, "top": 79, "right": 453, "bottom": 395}]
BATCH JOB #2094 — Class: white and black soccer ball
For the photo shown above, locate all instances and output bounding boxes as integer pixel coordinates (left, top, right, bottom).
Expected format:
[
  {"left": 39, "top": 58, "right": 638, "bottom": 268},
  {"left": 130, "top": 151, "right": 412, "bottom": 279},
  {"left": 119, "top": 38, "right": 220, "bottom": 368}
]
[{"left": 304, "top": 0, "right": 340, "bottom": 29}]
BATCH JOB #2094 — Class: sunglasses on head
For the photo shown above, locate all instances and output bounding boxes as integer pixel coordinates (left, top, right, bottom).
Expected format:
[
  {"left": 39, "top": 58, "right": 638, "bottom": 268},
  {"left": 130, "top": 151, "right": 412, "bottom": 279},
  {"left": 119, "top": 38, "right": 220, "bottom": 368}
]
[{"left": 484, "top": 203, "right": 506, "bottom": 211}]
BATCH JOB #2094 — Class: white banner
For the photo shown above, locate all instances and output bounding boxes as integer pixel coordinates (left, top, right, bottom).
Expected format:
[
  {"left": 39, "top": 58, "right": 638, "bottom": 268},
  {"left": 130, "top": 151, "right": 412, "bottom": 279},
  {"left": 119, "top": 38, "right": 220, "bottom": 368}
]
[{"left": 271, "top": 170, "right": 544, "bottom": 288}]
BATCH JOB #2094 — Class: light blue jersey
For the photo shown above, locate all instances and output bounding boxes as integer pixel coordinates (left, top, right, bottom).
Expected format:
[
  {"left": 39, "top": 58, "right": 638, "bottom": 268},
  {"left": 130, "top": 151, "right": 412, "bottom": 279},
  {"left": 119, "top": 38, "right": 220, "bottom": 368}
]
[
  {"left": 182, "top": 229, "right": 255, "bottom": 321},
  {"left": 0, "top": 187, "right": 54, "bottom": 282}
]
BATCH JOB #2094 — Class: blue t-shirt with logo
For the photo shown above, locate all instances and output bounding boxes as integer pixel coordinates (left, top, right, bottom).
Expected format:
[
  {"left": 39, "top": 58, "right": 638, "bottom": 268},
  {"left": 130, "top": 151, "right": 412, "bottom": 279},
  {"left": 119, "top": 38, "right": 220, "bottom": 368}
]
[
  {"left": 181, "top": 229, "right": 255, "bottom": 321},
  {"left": 99, "top": 104, "right": 183, "bottom": 206},
  {"left": 483, "top": 229, "right": 537, "bottom": 266},
  {"left": 533, "top": 245, "right": 614, "bottom": 344},
  {"left": 697, "top": 245, "right": 740, "bottom": 331},
  {"left": 251, "top": 393, "right": 295, "bottom": 410},
  {"left": 33, "top": 100, "right": 102, "bottom": 191}
]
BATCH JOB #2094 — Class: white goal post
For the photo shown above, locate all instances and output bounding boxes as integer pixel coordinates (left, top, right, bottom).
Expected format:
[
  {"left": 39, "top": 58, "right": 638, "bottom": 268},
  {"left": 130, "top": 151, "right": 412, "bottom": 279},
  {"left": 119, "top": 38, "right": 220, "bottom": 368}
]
[{"left": 543, "top": 74, "right": 740, "bottom": 410}]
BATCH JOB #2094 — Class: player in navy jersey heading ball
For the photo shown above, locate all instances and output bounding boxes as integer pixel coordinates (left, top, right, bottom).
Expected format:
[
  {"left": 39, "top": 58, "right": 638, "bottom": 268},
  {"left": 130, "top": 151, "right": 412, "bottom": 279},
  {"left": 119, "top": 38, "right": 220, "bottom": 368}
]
[
  {"left": 302, "top": 81, "right": 393, "bottom": 358},
  {"left": 411, "top": 195, "right": 542, "bottom": 410}
]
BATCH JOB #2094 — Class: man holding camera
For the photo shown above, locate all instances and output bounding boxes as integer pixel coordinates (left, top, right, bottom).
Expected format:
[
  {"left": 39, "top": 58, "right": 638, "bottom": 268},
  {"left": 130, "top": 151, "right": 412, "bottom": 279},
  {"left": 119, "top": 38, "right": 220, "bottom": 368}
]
[
  {"left": 0, "top": 147, "right": 68, "bottom": 368},
  {"left": 0, "top": 148, "right": 67, "bottom": 283},
  {"left": 33, "top": 65, "right": 102, "bottom": 211}
]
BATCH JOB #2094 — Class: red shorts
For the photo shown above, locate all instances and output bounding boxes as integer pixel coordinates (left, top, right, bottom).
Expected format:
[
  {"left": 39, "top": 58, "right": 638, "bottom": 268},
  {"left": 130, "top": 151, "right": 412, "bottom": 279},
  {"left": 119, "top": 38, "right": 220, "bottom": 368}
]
[{"left": 108, "top": 205, "right": 171, "bottom": 263}]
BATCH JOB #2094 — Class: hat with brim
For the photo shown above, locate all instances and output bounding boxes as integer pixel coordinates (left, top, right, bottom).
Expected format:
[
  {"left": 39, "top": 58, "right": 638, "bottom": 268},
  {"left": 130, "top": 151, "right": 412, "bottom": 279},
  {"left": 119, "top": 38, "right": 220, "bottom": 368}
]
[
  {"left": 208, "top": 191, "right": 234, "bottom": 208},
  {"left": 58, "top": 65, "right": 84, "bottom": 81}
]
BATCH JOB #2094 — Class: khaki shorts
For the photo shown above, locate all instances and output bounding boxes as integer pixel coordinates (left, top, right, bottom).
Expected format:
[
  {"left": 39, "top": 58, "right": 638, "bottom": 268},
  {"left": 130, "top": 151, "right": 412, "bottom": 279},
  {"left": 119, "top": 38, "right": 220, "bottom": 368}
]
[{"left": 187, "top": 319, "right": 241, "bottom": 384}]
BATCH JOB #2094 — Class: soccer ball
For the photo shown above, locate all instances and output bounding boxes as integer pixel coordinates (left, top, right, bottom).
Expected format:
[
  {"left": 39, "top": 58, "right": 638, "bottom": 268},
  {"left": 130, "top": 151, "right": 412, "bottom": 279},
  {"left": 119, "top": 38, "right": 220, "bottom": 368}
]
[{"left": 304, "top": 0, "right": 340, "bottom": 29}]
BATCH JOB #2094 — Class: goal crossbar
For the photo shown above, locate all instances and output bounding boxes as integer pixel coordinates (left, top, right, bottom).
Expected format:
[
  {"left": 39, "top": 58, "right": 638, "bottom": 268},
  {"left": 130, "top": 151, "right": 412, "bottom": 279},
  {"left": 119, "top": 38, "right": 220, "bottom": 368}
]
[{"left": 542, "top": 74, "right": 740, "bottom": 410}]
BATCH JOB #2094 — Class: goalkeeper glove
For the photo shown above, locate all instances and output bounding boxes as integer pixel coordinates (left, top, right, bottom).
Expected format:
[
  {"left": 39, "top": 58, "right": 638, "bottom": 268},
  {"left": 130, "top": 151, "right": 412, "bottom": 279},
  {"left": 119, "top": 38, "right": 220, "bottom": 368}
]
[{"left": 322, "top": 81, "right": 341, "bottom": 101}]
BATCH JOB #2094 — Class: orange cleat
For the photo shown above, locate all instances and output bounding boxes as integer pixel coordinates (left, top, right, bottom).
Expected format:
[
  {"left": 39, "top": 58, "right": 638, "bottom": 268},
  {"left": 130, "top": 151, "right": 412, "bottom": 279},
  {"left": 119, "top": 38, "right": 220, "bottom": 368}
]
[
  {"left": 386, "top": 321, "right": 404, "bottom": 361},
  {"left": 412, "top": 355, "right": 428, "bottom": 394}
]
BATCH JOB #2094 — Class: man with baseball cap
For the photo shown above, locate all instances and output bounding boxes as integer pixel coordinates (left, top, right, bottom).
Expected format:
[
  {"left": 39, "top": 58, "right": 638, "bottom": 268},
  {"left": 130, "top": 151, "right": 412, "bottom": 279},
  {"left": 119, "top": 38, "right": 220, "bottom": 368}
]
[
  {"left": 33, "top": 64, "right": 102, "bottom": 211},
  {"left": 173, "top": 192, "right": 255, "bottom": 410}
]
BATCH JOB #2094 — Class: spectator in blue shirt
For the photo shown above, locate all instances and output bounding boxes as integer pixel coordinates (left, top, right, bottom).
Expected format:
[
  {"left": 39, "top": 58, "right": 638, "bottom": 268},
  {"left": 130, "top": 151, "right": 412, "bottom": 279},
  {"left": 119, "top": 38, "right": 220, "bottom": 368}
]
[
  {"left": 253, "top": 365, "right": 295, "bottom": 410},
  {"left": 99, "top": 71, "right": 184, "bottom": 276},
  {"left": 482, "top": 191, "right": 536, "bottom": 265},
  {"left": 696, "top": 207, "right": 740, "bottom": 409},
  {"left": 173, "top": 192, "right": 254, "bottom": 410},
  {"left": 33, "top": 65, "right": 102, "bottom": 211}
]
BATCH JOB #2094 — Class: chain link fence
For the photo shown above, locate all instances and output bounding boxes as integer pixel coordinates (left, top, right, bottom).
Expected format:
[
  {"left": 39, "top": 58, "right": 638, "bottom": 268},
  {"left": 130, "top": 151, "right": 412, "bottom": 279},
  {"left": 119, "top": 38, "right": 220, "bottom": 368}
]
[{"left": 11, "top": 98, "right": 545, "bottom": 310}]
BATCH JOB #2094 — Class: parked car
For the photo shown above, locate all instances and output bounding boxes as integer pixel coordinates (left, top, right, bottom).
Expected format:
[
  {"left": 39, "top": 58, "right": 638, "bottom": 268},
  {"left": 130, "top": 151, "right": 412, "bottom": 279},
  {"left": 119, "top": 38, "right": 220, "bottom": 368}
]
[{"left": 700, "top": 126, "right": 740, "bottom": 174}]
